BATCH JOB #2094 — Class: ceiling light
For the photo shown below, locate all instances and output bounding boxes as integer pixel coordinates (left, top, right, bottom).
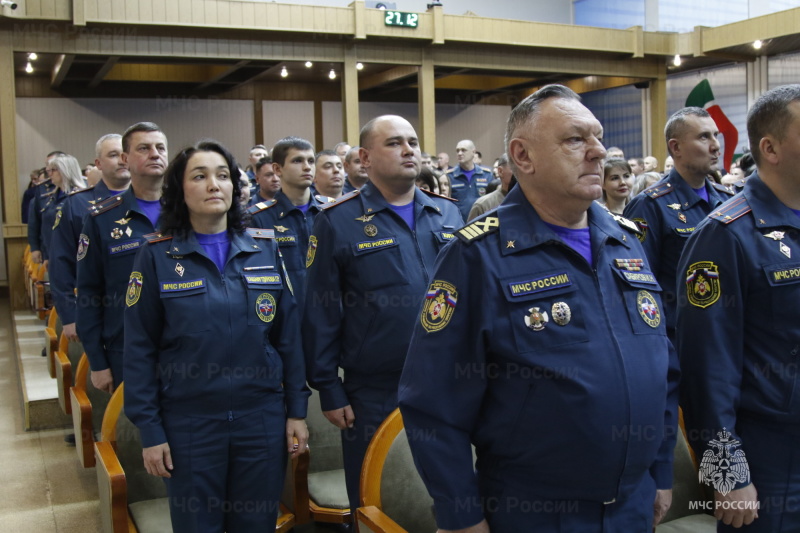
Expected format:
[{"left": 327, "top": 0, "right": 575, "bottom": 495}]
[
  {"left": 25, "top": 61, "right": 33, "bottom": 73},
  {"left": 356, "top": 62, "right": 364, "bottom": 70},
  {"left": 305, "top": 61, "right": 313, "bottom": 68},
  {"left": 280, "top": 66, "right": 288, "bottom": 78},
  {"left": 329, "top": 69, "right": 337, "bottom": 80},
  {"left": 28, "top": 53, "right": 38, "bottom": 61},
  {"left": 753, "top": 40, "right": 763, "bottom": 50},
  {"left": 673, "top": 54, "right": 681, "bottom": 67}
]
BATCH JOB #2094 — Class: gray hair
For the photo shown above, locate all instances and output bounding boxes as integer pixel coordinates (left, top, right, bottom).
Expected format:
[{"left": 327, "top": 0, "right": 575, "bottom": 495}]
[
  {"left": 49, "top": 154, "right": 86, "bottom": 193},
  {"left": 95, "top": 133, "right": 122, "bottom": 159},
  {"left": 664, "top": 107, "right": 711, "bottom": 157}
]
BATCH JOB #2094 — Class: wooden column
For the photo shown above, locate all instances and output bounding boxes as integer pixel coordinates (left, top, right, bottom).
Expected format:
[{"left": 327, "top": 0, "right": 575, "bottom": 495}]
[
  {"left": 648, "top": 74, "right": 668, "bottom": 168},
  {"left": 417, "top": 50, "right": 436, "bottom": 155},
  {"left": 342, "top": 44, "right": 360, "bottom": 145}
]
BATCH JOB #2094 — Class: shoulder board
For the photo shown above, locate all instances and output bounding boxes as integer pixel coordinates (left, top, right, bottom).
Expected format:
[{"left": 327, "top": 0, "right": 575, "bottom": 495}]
[
  {"left": 644, "top": 182, "right": 674, "bottom": 199},
  {"left": 143, "top": 232, "right": 172, "bottom": 243},
  {"left": 314, "top": 194, "right": 336, "bottom": 205},
  {"left": 420, "top": 188, "right": 457, "bottom": 202},
  {"left": 320, "top": 189, "right": 360, "bottom": 211},
  {"left": 609, "top": 211, "right": 642, "bottom": 235},
  {"left": 246, "top": 199, "right": 277, "bottom": 215},
  {"left": 456, "top": 216, "right": 500, "bottom": 244},
  {"left": 709, "top": 195, "right": 751, "bottom": 224},
  {"left": 711, "top": 181, "right": 736, "bottom": 196},
  {"left": 247, "top": 228, "right": 275, "bottom": 239},
  {"left": 69, "top": 185, "right": 95, "bottom": 197},
  {"left": 89, "top": 194, "right": 124, "bottom": 216},
  {"left": 479, "top": 166, "right": 493, "bottom": 173}
]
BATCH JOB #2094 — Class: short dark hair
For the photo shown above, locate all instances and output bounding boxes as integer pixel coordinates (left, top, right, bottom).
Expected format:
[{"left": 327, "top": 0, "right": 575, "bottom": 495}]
[
  {"left": 255, "top": 157, "right": 273, "bottom": 173},
  {"left": 272, "top": 137, "right": 314, "bottom": 167},
  {"left": 664, "top": 107, "right": 710, "bottom": 157},
  {"left": 122, "top": 122, "right": 164, "bottom": 153},
  {"left": 159, "top": 140, "right": 244, "bottom": 238},
  {"left": 629, "top": 157, "right": 644, "bottom": 167},
  {"left": 416, "top": 166, "right": 438, "bottom": 191},
  {"left": 316, "top": 149, "right": 338, "bottom": 162},
  {"left": 604, "top": 158, "right": 632, "bottom": 181},
  {"left": 497, "top": 153, "right": 510, "bottom": 167},
  {"left": 505, "top": 84, "right": 581, "bottom": 156},
  {"left": 747, "top": 84, "right": 800, "bottom": 166}
]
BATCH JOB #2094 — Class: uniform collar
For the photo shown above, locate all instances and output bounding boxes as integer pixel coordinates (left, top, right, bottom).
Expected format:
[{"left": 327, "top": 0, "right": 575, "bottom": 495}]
[
  {"left": 273, "top": 190, "right": 325, "bottom": 219},
  {"left": 743, "top": 172, "right": 800, "bottom": 231},
  {"left": 665, "top": 168, "right": 727, "bottom": 209},
  {"left": 358, "top": 182, "right": 443, "bottom": 217},
  {"left": 167, "top": 229, "right": 258, "bottom": 259},
  {"left": 449, "top": 164, "right": 488, "bottom": 178},
  {"left": 92, "top": 180, "right": 111, "bottom": 200},
  {"left": 498, "top": 186, "right": 631, "bottom": 256}
]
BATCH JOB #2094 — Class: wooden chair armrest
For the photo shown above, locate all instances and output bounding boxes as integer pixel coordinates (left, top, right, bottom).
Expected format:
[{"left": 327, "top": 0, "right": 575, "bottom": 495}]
[
  {"left": 284, "top": 446, "right": 311, "bottom": 524},
  {"left": 55, "top": 350, "right": 72, "bottom": 415},
  {"left": 45, "top": 327, "right": 57, "bottom": 378},
  {"left": 71, "top": 386, "right": 95, "bottom": 468},
  {"left": 276, "top": 503, "right": 296, "bottom": 533},
  {"left": 357, "top": 506, "right": 408, "bottom": 533},
  {"left": 95, "top": 441, "right": 129, "bottom": 533}
]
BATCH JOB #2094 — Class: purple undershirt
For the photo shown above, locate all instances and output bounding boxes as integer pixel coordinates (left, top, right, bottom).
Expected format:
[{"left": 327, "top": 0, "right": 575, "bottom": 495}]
[
  {"left": 389, "top": 201, "right": 416, "bottom": 231},
  {"left": 136, "top": 198, "right": 162, "bottom": 228},
  {"left": 296, "top": 201, "right": 311, "bottom": 214},
  {"left": 545, "top": 222, "right": 593, "bottom": 266},
  {"left": 196, "top": 230, "right": 231, "bottom": 273},
  {"left": 108, "top": 189, "right": 124, "bottom": 195},
  {"left": 791, "top": 208, "right": 800, "bottom": 218},
  {"left": 693, "top": 185, "right": 709, "bottom": 203},
  {"left": 461, "top": 167, "right": 476, "bottom": 182}
]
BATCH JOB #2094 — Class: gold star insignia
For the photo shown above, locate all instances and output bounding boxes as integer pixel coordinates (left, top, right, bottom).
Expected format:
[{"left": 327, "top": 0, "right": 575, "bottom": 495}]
[{"left": 507, "top": 240, "right": 515, "bottom": 248}]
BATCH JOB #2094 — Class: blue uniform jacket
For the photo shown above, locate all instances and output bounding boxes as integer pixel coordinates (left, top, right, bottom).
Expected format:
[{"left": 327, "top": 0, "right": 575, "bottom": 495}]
[
  {"left": 303, "top": 183, "right": 463, "bottom": 411},
  {"left": 677, "top": 174, "right": 800, "bottom": 490},
  {"left": 27, "top": 179, "right": 56, "bottom": 253},
  {"left": 624, "top": 169, "right": 733, "bottom": 331},
  {"left": 50, "top": 181, "right": 112, "bottom": 325},
  {"left": 399, "top": 186, "right": 680, "bottom": 530},
  {"left": 76, "top": 188, "right": 158, "bottom": 373},
  {"left": 124, "top": 229, "right": 309, "bottom": 448},
  {"left": 446, "top": 164, "right": 493, "bottom": 220},
  {"left": 248, "top": 191, "right": 328, "bottom": 313},
  {"left": 41, "top": 189, "right": 69, "bottom": 262}
]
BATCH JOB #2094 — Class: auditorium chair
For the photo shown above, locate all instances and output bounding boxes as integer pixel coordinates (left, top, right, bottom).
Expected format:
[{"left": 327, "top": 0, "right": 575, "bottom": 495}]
[
  {"left": 54, "top": 331, "right": 84, "bottom": 415},
  {"left": 44, "top": 307, "right": 59, "bottom": 378},
  {"left": 70, "top": 353, "right": 110, "bottom": 467},
  {"left": 94, "top": 384, "right": 296, "bottom": 533},
  {"left": 285, "top": 387, "right": 352, "bottom": 526}
]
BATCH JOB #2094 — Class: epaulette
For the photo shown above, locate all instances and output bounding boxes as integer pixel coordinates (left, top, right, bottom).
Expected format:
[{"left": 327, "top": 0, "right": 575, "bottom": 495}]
[
  {"left": 709, "top": 195, "right": 751, "bottom": 224},
  {"left": 420, "top": 188, "right": 457, "bottom": 202},
  {"left": 644, "top": 182, "right": 674, "bottom": 199},
  {"left": 247, "top": 227, "right": 275, "bottom": 239},
  {"left": 246, "top": 199, "right": 277, "bottom": 215},
  {"left": 89, "top": 194, "right": 124, "bottom": 216},
  {"left": 456, "top": 215, "right": 500, "bottom": 244},
  {"left": 69, "top": 185, "right": 95, "bottom": 196},
  {"left": 320, "top": 189, "right": 360, "bottom": 211},
  {"left": 711, "top": 181, "right": 736, "bottom": 196},
  {"left": 143, "top": 232, "right": 172, "bottom": 243},
  {"left": 608, "top": 211, "right": 643, "bottom": 235},
  {"left": 314, "top": 194, "right": 336, "bottom": 205}
]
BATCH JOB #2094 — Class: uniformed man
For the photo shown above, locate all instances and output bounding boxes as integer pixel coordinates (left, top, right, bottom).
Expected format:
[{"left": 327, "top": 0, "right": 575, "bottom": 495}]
[
  {"left": 677, "top": 84, "right": 800, "bottom": 532},
  {"left": 399, "top": 85, "right": 679, "bottom": 532},
  {"left": 27, "top": 151, "right": 64, "bottom": 264},
  {"left": 342, "top": 146, "right": 368, "bottom": 193},
  {"left": 447, "top": 139, "right": 494, "bottom": 220},
  {"left": 313, "top": 150, "right": 345, "bottom": 200},
  {"left": 76, "top": 122, "right": 167, "bottom": 393},
  {"left": 247, "top": 156, "right": 281, "bottom": 207},
  {"left": 50, "top": 134, "right": 131, "bottom": 342},
  {"left": 624, "top": 107, "right": 734, "bottom": 337},
  {"left": 248, "top": 136, "right": 327, "bottom": 315},
  {"left": 303, "top": 115, "right": 463, "bottom": 514}
]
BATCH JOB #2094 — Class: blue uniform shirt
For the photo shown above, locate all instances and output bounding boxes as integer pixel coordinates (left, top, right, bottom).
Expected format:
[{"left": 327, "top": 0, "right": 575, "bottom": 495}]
[
  {"left": 677, "top": 174, "right": 800, "bottom": 490},
  {"left": 50, "top": 181, "right": 113, "bottom": 325},
  {"left": 624, "top": 169, "right": 734, "bottom": 331},
  {"left": 76, "top": 188, "right": 159, "bottom": 377},
  {"left": 303, "top": 183, "right": 463, "bottom": 411},
  {"left": 447, "top": 165, "right": 493, "bottom": 220},
  {"left": 399, "top": 187, "right": 679, "bottom": 530},
  {"left": 124, "top": 228, "right": 309, "bottom": 448},
  {"left": 248, "top": 191, "right": 329, "bottom": 314}
]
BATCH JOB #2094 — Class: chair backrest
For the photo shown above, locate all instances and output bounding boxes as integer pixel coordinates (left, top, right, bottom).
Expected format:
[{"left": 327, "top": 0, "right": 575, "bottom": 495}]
[
  {"left": 306, "top": 388, "right": 344, "bottom": 473},
  {"left": 47, "top": 307, "right": 58, "bottom": 330},
  {"left": 75, "top": 354, "right": 111, "bottom": 433},
  {"left": 361, "top": 409, "right": 437, "bottom": 533}
]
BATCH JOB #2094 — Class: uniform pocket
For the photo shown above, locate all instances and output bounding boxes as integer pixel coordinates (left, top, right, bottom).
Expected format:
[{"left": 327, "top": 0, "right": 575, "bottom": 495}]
[
  {"left": 159, "top": 277, "right": 210, "bottom": 333},
  {"left": 242, "top": 271, "right": 283, "bottom": 327},
  {"left": 351, "top": 236, "right": 408, "bottom": 291},
  {"left": 611, "top": 269, "right": 666, "bottom": 335}
]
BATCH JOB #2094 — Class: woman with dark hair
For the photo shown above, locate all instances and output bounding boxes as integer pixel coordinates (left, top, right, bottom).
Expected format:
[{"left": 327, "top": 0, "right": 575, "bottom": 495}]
[
  {"left": 601, "top": 158, "right": 634, "bottom": 214},
  {"left": 124, "top": 140, "right": 309, "bottom": 532},
  {"left": 21, "top": 168, "right": 46, "bottom": 224},
  {"left": 415, "top": 166, "right": 440, "bottom": 193}
]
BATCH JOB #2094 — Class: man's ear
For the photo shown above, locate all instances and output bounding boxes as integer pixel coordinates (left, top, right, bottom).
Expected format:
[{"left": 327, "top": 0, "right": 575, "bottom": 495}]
[
  {"left": 271, "top": 162, "right": 282, "bottom": 178},
  {"left": 359, "top": 147, "right": 371, "bottom": 170},
  {"left": 758, "top": 135, "right": 780, "bottom": 166},
  {"left": 508, "top": 138, "right": 534, "bottom": 176}
]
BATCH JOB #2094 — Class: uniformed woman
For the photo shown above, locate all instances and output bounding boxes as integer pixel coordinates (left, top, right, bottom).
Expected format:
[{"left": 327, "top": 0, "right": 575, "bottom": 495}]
[
  {"left": 124, "top": 140, "right": 309, "bottom": 533},
  {"left": 41, "top": 154, "right": 85, "bottom": 265}
]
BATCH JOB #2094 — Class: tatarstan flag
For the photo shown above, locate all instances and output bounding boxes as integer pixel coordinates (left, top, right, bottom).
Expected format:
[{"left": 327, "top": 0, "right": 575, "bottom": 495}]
[{"left": 685, "top": 79, "right": 738, "bottom": 172}]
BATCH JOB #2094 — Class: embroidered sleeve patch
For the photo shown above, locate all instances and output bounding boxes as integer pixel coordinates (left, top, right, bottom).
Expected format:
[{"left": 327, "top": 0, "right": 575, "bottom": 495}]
[
  {"left": 77, "top": 234, "right": 90, "bottom": 261},
  {"left": 306, "top": 235, "right": 318, "bottom": 268},
  {"left": 420, "top": 280, "right": 458, "bottom": 333},
  {"left": 685, "top": 261, "right": 720, "bottom": 308},
  {"left": 126, "top": 272, "right": 143, "bottom": 307}
]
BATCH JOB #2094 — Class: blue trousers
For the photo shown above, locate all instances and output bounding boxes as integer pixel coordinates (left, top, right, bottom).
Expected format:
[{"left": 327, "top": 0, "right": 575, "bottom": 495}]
[
  {"left": 480, "top": 473, "right": 656, "bottom": 532},
  {"left": 718, "top": 419, "right": 800, "bottom": 533},
  {"left": 162, "top": 400, "right": 287, "bottom": 533},
  {"left": 341, "top": 375, "right": 400, "bottom": 513}
]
